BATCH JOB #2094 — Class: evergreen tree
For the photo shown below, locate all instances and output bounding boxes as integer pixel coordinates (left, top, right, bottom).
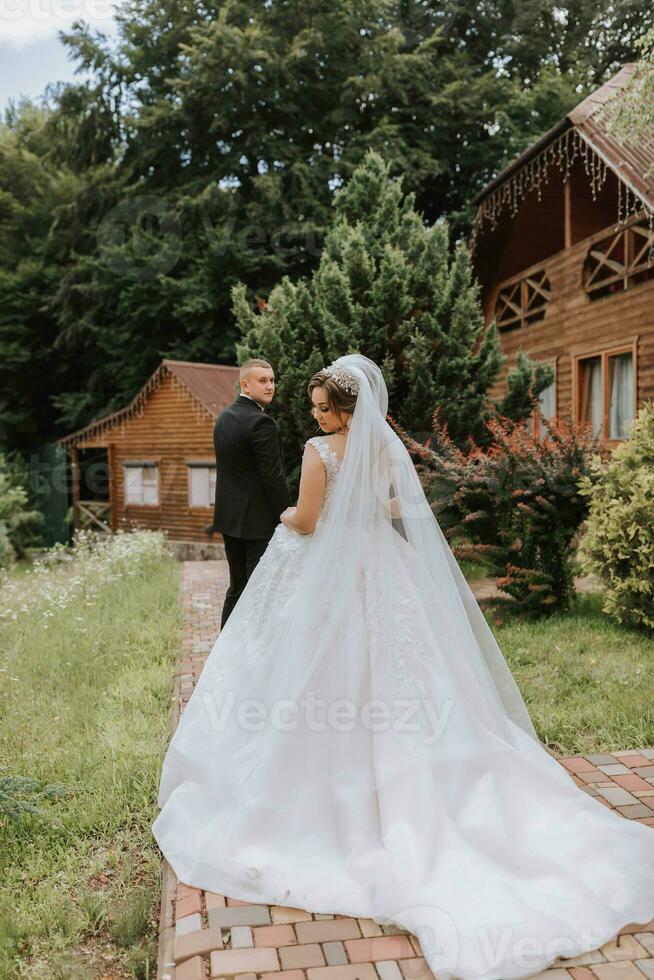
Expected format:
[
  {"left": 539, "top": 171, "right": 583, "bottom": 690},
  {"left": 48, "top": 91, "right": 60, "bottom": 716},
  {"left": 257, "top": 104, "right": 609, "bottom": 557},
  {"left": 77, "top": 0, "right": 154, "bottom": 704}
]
[
  {"left": 600, "top": 26, "right": 654, "bottom": 149},
  {"left": 496, "top": 352, "right": 556, "bottom": 424},
  {"left": 236, "top": 151, "right": 549, "bottom": 481},
  {"left": 0, "top": 117, "right": 81, "bottom": 448}
]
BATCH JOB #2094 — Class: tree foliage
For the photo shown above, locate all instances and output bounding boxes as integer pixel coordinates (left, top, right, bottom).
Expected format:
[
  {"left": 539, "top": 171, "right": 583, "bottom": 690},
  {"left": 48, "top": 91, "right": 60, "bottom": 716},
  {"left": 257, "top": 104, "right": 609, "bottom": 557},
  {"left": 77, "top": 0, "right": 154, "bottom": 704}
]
[
  {"left": 0, "top": 0, "right": 650, "bottom": 447},
  {"left": 600, "top": 26, "right": 654, "bottom": 160},
  {"left": 0, "top": 451, "right": 44, "bottom": 567}
]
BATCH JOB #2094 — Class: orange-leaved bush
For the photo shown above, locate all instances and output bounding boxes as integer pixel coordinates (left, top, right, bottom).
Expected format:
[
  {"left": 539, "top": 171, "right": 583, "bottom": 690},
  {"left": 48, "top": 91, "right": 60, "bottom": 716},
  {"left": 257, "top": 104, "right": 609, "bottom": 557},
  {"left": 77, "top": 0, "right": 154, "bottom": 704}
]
[{"left": 391, "top": 407, "right": 606, "bottom": 618}]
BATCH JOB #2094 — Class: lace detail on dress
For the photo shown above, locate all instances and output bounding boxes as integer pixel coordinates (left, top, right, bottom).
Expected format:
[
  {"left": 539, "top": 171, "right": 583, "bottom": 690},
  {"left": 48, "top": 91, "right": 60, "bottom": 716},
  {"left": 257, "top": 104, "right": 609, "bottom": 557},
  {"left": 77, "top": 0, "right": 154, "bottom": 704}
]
[
  {"left": 305, "top": 437, "right": 342, "bottom": 506},
  {"left": 200, "top": 527, "right": 308, "bottom": 689}
]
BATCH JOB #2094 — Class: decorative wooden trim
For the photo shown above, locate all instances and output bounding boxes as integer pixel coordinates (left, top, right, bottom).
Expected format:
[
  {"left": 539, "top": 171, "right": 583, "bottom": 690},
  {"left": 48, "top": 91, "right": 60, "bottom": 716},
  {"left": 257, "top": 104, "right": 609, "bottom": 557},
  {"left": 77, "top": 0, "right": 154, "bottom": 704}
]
[
  {"left": 471, "top": 117, "right": 653, "bottom": 254},
  {"left": 122, "top": 456, "right": 164, "bottom": 464},
  {"left": 571, "top": 338, "right": 638, "bottom": 445},
  {"left": 492, "top": 210, "right": 650, "bottom": 297},
  {"left": 583, "top": 216, "right": 654, "bottom": 301},
  {"left": 496, "top": 268, "right": 551, "bottom": 331},
  {"left": 56, "top": 364, "right": 174, "bottom": 449},
  {"left": 77, "top": 501, "right": 112, "bottom": 533},
  {"left": 568, "top": 334, "right": 639, "bottom": 356}
]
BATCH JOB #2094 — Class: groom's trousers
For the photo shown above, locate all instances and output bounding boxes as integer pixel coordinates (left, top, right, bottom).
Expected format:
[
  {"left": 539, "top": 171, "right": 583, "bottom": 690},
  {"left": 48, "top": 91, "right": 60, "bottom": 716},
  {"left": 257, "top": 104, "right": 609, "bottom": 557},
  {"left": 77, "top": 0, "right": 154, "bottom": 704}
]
[{"left": 220, "top": 534, "right": 270, "bottom": 628}]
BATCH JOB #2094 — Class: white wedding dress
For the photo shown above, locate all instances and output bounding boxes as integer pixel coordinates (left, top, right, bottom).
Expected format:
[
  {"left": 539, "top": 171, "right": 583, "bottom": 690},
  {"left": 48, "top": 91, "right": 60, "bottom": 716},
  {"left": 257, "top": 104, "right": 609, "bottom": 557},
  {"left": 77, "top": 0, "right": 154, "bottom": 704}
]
[{"left": 153, "top": 355, "right": 654, "bottom": 980}]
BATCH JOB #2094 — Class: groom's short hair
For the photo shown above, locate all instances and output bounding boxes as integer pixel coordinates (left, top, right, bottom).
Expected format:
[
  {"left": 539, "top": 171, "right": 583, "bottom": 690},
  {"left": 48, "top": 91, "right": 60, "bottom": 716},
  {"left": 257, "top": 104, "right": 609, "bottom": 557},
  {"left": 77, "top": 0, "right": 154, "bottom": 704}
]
[{"left": 239, "top": 358, "right": 273, "bottom": 379}]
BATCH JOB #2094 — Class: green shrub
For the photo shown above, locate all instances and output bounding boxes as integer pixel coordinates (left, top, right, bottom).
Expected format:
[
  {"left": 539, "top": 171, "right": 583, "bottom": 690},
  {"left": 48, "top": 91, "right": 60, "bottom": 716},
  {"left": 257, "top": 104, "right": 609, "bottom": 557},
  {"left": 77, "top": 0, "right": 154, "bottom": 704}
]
[{"left": 577, "top": 400, "right": 654, "bottom": 631}]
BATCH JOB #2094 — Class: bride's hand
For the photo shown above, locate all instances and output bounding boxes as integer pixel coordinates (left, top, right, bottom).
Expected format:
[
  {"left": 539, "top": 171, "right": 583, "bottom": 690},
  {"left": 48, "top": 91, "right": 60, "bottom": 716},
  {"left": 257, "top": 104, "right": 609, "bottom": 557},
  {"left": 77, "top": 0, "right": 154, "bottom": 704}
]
[
  {"left": 384, "top": 496, "right": 401, "bottom": 519},
  {"left": 280, "top": 506, "right": 297, "bottom": 526}
]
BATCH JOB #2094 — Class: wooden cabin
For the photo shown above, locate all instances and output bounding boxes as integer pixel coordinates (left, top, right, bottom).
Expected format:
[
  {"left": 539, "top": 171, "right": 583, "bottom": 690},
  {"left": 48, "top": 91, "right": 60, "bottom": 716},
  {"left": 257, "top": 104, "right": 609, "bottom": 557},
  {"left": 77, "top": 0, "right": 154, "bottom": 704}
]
[
  {"left": 472, "top": 64, "right": 654, "bottom": 447},
  {"left": 56, "top": 359, "right": 239, "bottom": 543}
]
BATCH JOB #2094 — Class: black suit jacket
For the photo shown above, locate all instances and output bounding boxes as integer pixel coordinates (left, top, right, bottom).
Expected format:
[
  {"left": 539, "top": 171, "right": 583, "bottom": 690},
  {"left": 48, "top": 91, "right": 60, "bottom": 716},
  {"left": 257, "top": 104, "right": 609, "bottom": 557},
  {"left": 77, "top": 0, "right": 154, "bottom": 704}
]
[{"left": 212, "top": 395, "right": 291, "bottom": 540}]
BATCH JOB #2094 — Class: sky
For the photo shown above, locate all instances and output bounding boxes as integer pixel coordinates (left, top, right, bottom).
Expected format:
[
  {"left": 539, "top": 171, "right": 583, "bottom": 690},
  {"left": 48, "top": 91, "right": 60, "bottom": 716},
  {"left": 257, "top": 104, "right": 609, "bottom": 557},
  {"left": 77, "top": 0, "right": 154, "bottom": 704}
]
[{"left": 0, "top": 0, "right": 118, "bottom": 115}]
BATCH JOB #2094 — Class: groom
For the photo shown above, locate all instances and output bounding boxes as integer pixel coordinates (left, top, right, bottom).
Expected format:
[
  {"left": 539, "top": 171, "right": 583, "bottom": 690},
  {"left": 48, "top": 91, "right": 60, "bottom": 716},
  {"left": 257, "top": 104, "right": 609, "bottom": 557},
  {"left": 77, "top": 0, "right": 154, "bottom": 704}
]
[{"left": 212, "top": 358, "right": 291, "bottom": 627}]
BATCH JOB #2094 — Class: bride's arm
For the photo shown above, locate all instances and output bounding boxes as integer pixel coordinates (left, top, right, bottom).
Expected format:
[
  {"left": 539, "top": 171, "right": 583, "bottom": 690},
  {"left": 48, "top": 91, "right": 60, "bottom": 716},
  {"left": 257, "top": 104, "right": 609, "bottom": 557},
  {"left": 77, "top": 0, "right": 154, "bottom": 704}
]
[
  {"left": 382, "top": 495, "right": 402, "bottom": 519},
  {"left": 280, "top": 444, "right": 326, "bottom": 534},
  {"left": 386, "top": 495, "right": 401, "bottom": 519}
]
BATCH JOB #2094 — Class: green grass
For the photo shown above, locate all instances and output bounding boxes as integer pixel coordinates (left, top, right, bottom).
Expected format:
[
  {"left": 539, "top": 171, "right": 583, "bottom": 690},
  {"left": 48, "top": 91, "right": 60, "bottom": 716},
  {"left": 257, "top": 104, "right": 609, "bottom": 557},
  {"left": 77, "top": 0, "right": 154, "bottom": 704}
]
[
  {"left": 490, "top": 591, "right": 654, "bottom": 756},
  {"left": 0, "top": 538, "right": 181, "bottom": 979}
]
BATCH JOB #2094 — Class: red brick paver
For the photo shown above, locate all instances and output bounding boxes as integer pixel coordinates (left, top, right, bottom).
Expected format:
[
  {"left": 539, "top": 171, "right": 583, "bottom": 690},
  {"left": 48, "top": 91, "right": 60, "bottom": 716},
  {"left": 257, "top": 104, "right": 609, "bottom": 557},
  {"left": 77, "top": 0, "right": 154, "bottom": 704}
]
[{"left": 156, "top": 561, "right": 654, "bottom": 980}]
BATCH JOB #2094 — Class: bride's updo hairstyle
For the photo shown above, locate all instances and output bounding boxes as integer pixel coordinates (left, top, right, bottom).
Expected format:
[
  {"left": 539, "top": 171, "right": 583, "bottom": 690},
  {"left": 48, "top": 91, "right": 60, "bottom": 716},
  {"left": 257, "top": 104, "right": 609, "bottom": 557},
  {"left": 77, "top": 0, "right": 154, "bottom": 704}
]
[{"left": 307, "top": 368, "right": 358, "bottom": 422}]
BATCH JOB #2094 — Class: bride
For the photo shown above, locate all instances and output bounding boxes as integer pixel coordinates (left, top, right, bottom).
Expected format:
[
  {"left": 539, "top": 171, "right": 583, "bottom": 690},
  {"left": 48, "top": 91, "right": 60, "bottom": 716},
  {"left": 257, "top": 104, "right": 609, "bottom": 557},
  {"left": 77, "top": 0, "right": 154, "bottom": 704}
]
[{"left": 152, "top": 353, "right": 654, "bottom": 980}]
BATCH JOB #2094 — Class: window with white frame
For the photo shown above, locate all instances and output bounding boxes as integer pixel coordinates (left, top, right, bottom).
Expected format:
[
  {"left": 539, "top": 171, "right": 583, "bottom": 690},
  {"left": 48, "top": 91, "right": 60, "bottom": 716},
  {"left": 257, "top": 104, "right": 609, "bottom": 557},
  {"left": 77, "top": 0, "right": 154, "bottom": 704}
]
[
  {"left": 187, "top": 464, "right": 216, "bottom": 508},
  {"left": 123, "top": 462, "right": 159, "bottom": 505}
]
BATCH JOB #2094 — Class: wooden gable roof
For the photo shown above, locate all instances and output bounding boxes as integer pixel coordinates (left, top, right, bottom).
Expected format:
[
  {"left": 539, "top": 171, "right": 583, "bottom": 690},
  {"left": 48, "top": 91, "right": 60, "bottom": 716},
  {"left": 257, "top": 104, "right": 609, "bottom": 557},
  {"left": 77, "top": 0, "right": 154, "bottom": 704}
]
[
  {"left": 56, "top": 359, "right": 240, "bottom": 449},
  {"left": 472, "top": 64, "right": 654, "bottom": 245}
]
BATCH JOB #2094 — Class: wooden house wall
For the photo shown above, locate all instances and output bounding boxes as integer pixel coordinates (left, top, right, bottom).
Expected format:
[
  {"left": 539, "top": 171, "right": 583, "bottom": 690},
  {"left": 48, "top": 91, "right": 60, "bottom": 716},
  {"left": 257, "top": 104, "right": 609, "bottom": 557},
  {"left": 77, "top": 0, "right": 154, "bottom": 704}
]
[
  {"left": 484, "top": 218, "right": 654, "bottom": 423},
  {"left": 568, "top": 163, "right": 620, "bottom": 245},
  {"left": 75, "top": 373, "right": 219, "bottom": 541},
  {"left": 495, "top": 173, "right": 565, "bottom": 283}
]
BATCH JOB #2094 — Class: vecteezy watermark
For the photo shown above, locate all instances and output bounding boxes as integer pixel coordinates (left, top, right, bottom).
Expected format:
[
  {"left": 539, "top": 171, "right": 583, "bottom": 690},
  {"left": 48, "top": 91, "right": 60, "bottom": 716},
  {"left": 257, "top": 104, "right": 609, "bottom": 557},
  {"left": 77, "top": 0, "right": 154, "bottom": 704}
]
[
  {"left": 0, "top": 0, "right": 115, "bottom": 24},
  {"left": 474, "top": 924, "right": 605, "bottom": 974},
  {"left": 96, "top": 195, "right": 183, "bottom": 281},
  {"left": 0, "top": 0, "right": 114, "bottom": 23},
  {"left": 0, "top": 0, "right": 114, "bottom": 46},
  {"left": 385, "top": 904, "right": 458, "bottom": 976},
  {"left": 94, "top": 196, "right": 325, "bottom": 279},
  {"left": 395, "top": 0, "right": 548, "bottom": 46},
  {"left": 198, "top": 688, "right": 456, "bottom": 745},
  {"left": 200, "top": 213, "right": 324, "bottom": 260},
  {"left": 379, "top": 904, "right": 604, "bottom": 979},
  {"left": 397, "top": 0, "right": 436, "bottom": 36}
]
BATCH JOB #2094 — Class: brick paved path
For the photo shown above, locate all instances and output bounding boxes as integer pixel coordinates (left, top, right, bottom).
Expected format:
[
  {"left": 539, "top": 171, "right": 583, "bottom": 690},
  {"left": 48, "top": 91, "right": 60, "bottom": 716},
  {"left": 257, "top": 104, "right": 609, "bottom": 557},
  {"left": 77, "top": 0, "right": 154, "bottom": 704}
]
[{"left": 156, "top": 561, "right": 654, "bottom": 980}]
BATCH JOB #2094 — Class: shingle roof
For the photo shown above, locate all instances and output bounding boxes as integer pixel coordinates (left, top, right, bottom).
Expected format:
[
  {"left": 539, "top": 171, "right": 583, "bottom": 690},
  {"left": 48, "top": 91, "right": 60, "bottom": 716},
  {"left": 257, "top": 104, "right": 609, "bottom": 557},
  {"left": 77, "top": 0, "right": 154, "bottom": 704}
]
[
  {"left": 163, "top": 359, "right": 241, "bottom": 415},
  {"left": 56, "top": 359, "right": 240, "bottom": 449},
  {"left": 568, "top": 64, "right": 654, "bottom": 211}
]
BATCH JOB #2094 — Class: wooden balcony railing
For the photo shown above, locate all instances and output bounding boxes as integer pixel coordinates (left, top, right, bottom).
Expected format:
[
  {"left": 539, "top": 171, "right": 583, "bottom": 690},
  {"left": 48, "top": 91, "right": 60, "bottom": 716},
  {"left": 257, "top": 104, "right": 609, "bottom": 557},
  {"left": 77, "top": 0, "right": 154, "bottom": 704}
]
[
  {"left": 75, "top": 500, "right": 112, "bottom": 533},
  {"left": 495, "top": 269, "right": 551, "bottom": 331},
  {"left": 584, "top": 217, "right": 654, "bottom": 301}
]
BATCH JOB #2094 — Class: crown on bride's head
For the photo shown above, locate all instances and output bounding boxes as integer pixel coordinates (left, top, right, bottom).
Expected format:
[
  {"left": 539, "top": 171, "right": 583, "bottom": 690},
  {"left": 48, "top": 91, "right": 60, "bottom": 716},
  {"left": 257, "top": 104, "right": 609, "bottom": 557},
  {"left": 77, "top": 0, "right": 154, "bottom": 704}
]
[{"left": 323, "top": 363, "right": 360, "bottom": 395}]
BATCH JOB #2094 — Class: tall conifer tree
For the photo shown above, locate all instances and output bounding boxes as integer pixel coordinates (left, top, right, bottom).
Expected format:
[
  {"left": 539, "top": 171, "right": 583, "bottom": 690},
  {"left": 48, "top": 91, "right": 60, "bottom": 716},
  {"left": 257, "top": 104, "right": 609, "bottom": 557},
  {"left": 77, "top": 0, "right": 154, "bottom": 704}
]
[{"left": 236, "top": 151, "right": 549, "bottom": 481}]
